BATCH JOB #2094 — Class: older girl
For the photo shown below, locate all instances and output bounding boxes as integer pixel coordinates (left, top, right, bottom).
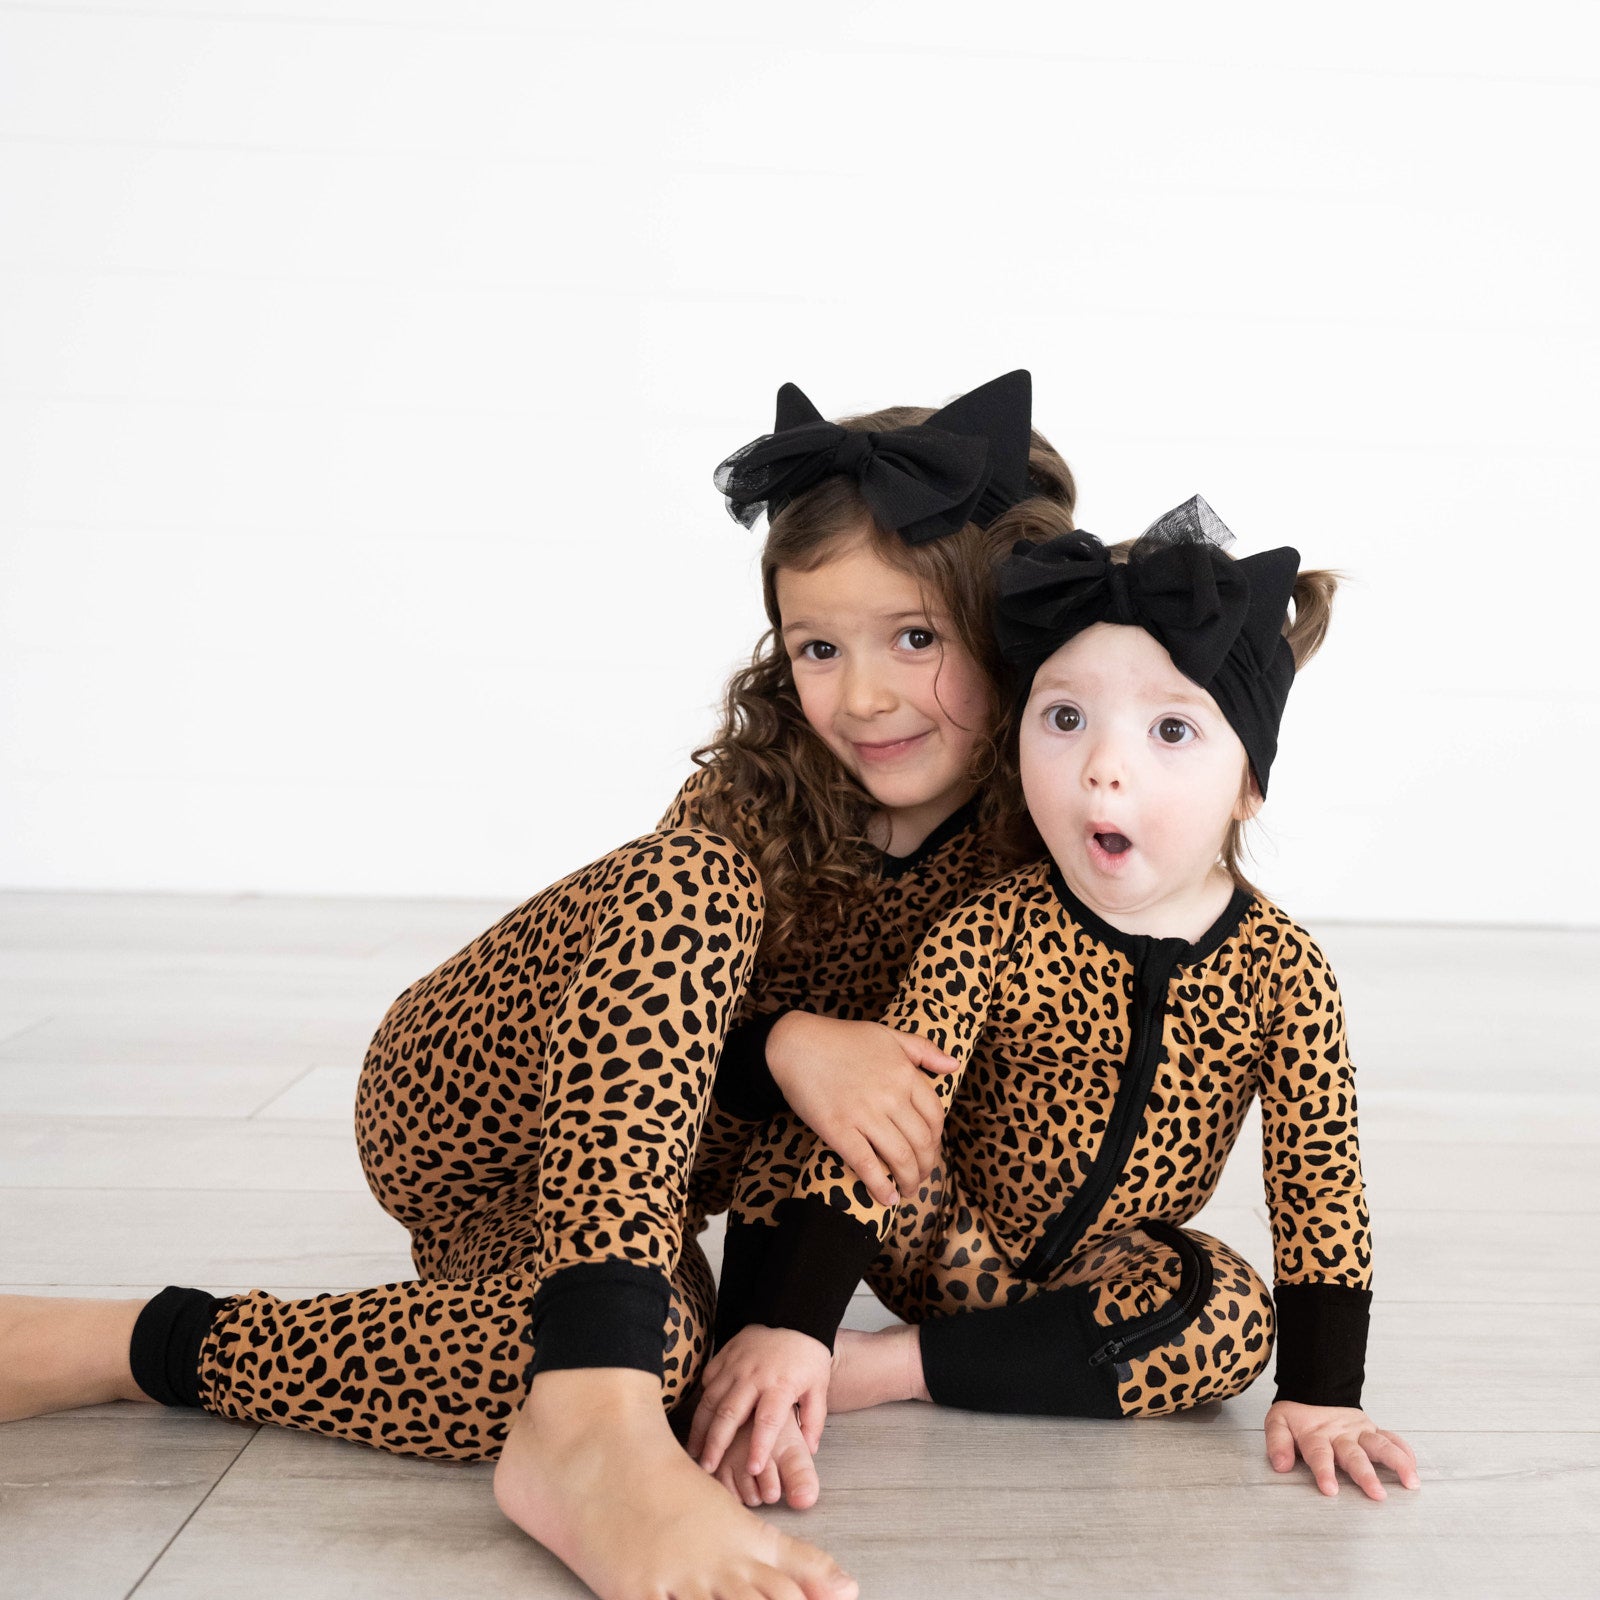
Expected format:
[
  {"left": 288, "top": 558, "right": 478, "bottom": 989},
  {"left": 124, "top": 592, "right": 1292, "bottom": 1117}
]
[{"left": 1, "top": 373, "right": 1075, "bottom": 1600}]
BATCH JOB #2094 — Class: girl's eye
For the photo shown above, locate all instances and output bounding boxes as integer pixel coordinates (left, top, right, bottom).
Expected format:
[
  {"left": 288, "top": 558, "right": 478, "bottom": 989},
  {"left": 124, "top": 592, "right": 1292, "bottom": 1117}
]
[
  {"left": 1154, "top": 716, "right": 1196, "bottom": 745},
  {"left": 897, "top": 627, "right": 937, "bottom": 651},
  {"left": 797, "top": 640, "right": 838, "bottom": 662},
  {"left": 1047, "top": 705, "right": 1083, "bottom": 733}
]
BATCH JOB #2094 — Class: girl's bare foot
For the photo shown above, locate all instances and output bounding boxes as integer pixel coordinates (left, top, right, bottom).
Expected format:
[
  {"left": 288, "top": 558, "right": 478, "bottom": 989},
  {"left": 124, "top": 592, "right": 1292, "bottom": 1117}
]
[
  {"left": 494, "top": 1368, "right": 857, "bottom": 1600},
  {"left": 827, "top": 1326, "right": 930, "bottom": 1414},
  {"left": 0, "top": 1294, "right": 156, "bottom": 1422}
]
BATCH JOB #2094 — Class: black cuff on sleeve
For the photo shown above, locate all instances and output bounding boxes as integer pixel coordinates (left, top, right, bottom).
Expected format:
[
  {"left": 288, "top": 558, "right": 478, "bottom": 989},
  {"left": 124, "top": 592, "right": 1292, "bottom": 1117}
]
[
  {"left": 528, "top": 1260, "right": 672, "bottom": 1379},
  {"left": 1273, "top": 1282, "right": 1372, "bottom": 1408},
  {"left": 719, "top": 1199, "right": 881, "bottom": 1352},
  {"left": 130, "top": 1285, "right": 224, "bottom": 1408},
  {"left": 712, "top": 1011, "right": 793, "bottom": 1121},
  {"left": 919, "top": 1288, "right": 1123, "bottom": 1419}
]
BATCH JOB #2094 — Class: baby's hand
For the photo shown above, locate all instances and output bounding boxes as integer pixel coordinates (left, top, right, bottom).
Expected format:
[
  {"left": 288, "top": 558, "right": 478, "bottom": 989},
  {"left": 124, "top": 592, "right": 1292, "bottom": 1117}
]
[
  {"left": 768, "top": 1012, "right": 957, "bottom": 1209},
  {"left": 708, "top": 1406, "right": 821, "bottom": 1511},
  {"left": 688, "top": 1325, "right": 832, "bottom": 1480},
  {"left": 1265, "top": 1400, "right": 1421, "bottom": 1500}
]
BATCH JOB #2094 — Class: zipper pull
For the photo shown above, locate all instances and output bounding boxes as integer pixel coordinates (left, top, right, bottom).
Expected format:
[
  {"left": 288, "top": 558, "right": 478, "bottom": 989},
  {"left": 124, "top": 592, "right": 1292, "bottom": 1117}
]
[{"left": 1087, "top": 1336, "right": 1125, "bottom": 1368}]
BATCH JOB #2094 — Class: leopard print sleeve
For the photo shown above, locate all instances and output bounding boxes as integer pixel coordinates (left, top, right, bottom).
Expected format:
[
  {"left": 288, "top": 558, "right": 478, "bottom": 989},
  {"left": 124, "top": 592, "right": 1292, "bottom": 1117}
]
[
  {"left": 717, "top": 884, "right": 1017, "bottom": 1348},
  {"left": 1256, "top": 917, "right": 1375, "bottom": 1407},
  {"left": 656, "top": 765, "right": 716, "bottom": 832}
]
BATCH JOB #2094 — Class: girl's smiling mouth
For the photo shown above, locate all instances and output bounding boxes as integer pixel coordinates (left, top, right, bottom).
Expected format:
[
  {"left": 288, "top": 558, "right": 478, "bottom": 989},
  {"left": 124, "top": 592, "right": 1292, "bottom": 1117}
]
[{"left": 851, "top": 731, "right": 932, "bottom": 763}]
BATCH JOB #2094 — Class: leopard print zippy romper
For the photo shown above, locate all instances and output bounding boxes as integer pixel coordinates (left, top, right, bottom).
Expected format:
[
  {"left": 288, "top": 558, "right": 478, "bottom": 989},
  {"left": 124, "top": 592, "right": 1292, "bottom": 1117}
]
[{"left": 184, "top": 770, "right": 1013, "bottom": 1459}]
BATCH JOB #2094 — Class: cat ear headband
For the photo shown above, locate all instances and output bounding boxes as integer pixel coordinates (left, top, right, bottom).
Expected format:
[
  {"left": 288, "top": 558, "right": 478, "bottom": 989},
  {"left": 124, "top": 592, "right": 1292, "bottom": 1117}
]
[
  {"left": 714, "top": 369, "right": 1034, "bottom": 546},
  {"left": 994, "top": 495, "right": 1301, "bottom": 792}
]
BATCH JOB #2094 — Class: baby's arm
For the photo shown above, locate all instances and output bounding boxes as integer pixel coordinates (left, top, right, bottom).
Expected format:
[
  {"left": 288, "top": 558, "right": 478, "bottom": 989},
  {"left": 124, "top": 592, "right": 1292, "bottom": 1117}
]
[
  {"left": 687, "top": 1324, "right": 832, "bottom": 1491},
  {"left": 1258, "top": 926, "right": 1420, "bottom": 1498},
  {"left": 691, "top": 889, "right": 1012, "bottom": 1480}
]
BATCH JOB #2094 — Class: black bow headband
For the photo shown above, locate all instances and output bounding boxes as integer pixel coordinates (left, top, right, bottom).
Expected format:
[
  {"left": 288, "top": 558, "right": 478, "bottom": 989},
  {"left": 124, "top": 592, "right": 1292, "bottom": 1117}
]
[
  {"left": 994, "top": 496, "right": 1302, "bottom": 793},
  {"left": 714, "top": 370, "right": 1034, "bottom": 546}
]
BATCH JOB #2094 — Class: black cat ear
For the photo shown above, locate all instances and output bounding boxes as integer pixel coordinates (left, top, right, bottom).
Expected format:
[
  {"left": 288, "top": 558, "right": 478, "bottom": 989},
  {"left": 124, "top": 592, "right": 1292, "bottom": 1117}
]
[
  {"left": 926, "top": 369, "right": 1033, "bottom": 508},
  {"left": 1235, "top": 546, "right": 1302, "bottom": 657},
  {"left": 774, "top": 382, "right": 825, "bottom": 433}
]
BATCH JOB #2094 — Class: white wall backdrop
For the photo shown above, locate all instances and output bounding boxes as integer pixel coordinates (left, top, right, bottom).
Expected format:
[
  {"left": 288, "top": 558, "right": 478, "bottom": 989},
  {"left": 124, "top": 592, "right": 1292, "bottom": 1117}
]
[{"left": 2, "top": 1, "right": 1597, "bottom": 925}]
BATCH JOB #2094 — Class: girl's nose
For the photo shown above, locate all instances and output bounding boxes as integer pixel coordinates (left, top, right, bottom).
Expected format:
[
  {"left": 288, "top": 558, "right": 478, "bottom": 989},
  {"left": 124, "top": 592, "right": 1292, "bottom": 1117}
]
[{"left": 842, "top": 665, "right": 896, "bottom": 718}]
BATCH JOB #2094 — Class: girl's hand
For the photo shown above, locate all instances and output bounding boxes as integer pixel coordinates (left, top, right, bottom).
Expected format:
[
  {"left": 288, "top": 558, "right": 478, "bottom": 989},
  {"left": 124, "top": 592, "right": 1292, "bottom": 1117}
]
[
  {"left": 708, "top": 1406, "right": 822, "bottom": 1511},
  {"left": 767, "top": 1012, "right": 957, "bottom": 1208},
  {"left": 1264, "top": 1400, "right": 1422, "bottom": 1499},
  {"left": 688, "top": 1325, "right": 832, "bottom": 1480}
]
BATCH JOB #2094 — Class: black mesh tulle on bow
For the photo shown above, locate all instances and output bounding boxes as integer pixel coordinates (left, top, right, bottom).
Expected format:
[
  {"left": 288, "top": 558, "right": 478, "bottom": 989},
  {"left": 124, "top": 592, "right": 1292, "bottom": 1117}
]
[{"left": 713, "top": 370, "right": 1034, "bottom": 547}]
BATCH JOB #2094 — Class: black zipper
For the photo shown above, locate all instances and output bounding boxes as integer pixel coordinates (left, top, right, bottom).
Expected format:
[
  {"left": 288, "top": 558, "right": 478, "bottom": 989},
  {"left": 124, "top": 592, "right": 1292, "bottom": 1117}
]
[
  {"left": 1086, "top": 1220, "right": 1213, "bottom": 1368},
  {"left": 1019, "top": 933, "right": 1187, "bottom": 1281}
]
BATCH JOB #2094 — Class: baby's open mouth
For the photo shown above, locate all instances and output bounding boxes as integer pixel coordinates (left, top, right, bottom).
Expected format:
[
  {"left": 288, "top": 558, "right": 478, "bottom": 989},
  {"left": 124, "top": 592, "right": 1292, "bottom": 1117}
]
[{"left": 1094, "top": 831, "right": 1132, "bottom": 855}]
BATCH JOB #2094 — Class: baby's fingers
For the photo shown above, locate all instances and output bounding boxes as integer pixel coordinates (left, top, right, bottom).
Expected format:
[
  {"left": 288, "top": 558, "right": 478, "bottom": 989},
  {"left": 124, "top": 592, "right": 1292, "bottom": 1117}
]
[
  {"left": 1366, "top": 1430, "right": 1422, "bottom": 1490},
  {"left": 1336, "top": 1438, "right": 1385, "bottom": 1501},
  {"left": 1302, "top": 1436, "right": 1339, "bottom": 1495},
  {"left": 1263, "top": 1411, "right": 1296, "bottom": 1472}
]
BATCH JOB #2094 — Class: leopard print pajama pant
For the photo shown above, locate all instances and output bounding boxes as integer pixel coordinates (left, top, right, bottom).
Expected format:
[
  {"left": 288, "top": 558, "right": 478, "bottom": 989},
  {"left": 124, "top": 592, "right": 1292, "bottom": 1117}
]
[
  {"left": 883, "top": 1214, "right": 1277, "bottom": 1420},
  {"left": 189, "top": 828, "right": 763, "bottom": 1461}
]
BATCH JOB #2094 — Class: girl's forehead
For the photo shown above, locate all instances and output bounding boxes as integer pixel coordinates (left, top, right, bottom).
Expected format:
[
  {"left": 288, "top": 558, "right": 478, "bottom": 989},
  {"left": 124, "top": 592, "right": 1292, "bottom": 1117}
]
[
  {"left": 774, "top": 543, "right": 931, "bottom": 626},
  {"left": 1033, "top": 624, "right": 1214, "bottom": 706}
]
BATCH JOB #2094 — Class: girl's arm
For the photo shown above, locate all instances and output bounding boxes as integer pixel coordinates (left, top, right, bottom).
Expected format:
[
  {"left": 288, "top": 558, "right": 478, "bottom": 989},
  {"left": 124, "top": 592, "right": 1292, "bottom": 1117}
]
[
  {"left": 1257, "top": 924, "right": 1419, "bottom": 1498},
  {"left": 707, "top": 1009, "right": 959, "bottom": 1208},
  {"left": 659, "top": 769, "right": 956, "bottom": 1199}
]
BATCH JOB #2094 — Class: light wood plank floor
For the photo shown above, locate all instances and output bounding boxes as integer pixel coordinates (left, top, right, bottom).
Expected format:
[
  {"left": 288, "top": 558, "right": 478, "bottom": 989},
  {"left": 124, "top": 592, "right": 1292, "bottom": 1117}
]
[{"left": 2, "top": 891, "right": 1597, "bottom": 1598}]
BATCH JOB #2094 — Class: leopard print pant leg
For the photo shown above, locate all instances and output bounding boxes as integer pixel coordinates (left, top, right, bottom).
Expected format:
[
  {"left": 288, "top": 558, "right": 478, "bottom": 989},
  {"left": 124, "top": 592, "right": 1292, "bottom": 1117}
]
[
  {"left": 885, "top": 1216, "right": 1275, "bottom": 1420},
  {"left": 195, "top": 828, "right": 759, "bottom": 1460}
]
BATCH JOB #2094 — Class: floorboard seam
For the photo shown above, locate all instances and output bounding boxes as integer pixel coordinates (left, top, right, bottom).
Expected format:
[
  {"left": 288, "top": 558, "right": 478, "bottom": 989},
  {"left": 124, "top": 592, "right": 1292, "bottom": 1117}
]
[{"left": 122, "top": 1426, "right": 264, "bottom": 1598}]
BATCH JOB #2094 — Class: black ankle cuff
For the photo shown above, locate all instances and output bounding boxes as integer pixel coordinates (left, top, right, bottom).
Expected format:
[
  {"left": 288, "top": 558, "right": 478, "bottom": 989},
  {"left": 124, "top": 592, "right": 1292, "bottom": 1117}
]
[
  {"left": 129, "top": 1286, "right": 223, "bottom": 1408},
  {"left": 528, "top": 1261, "right": 671, "bottom": 1379}
]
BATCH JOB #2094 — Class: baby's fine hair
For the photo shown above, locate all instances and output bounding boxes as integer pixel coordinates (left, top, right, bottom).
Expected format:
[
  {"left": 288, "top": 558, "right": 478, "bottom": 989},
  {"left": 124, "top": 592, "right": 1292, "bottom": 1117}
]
[
  {"left": 984, "top": 498, "right": 1341, "bottom": 895},
  {"left": 690, "top": 403, "right": 1076, "bottom": 959}
]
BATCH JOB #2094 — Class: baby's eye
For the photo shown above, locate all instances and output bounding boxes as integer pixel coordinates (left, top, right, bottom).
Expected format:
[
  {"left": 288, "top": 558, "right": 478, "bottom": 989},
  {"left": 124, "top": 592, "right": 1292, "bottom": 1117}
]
[
  {"left": 1047, "top": 704, "right": 1083, "bottom": 733},
  {"left": 797, "top": 640, "right": 838, "bottom": 662},
  {"left": 896, "top": 626, "right": 937, "bottom": 651},
  {"left": 1153, "top": 716, "right": 1196, "bottom": 745}
]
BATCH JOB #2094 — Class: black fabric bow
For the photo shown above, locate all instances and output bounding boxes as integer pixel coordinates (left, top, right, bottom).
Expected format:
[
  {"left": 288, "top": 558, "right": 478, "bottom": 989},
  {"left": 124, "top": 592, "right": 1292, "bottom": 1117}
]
[
  {"left": 714, "top": 369, "right": 1033, "bottom": 546},
  {"left": 997, "top": 534, "right": 1252, "bottom": 685},
  {"left": 994, "top": 497, "right": 1303, "bottom": 793}
]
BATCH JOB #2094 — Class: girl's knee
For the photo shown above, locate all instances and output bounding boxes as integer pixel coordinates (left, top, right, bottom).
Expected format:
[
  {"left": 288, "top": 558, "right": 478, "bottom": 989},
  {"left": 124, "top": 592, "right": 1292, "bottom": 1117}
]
[{"left": 619, "top": 827, "right": 766, "bottom": 943}]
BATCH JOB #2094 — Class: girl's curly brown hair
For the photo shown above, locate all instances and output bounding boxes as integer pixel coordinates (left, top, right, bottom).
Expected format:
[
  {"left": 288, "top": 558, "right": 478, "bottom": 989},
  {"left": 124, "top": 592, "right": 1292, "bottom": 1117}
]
[{"left": 687, "top": 403, "right": 1075, "bottom": 960}]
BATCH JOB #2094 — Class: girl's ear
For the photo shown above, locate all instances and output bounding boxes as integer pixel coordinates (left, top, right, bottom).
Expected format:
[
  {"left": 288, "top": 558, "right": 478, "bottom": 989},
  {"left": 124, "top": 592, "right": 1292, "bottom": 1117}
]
[{"left": 1233, "top": 767, "right": 1265, "bottom": 823}]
